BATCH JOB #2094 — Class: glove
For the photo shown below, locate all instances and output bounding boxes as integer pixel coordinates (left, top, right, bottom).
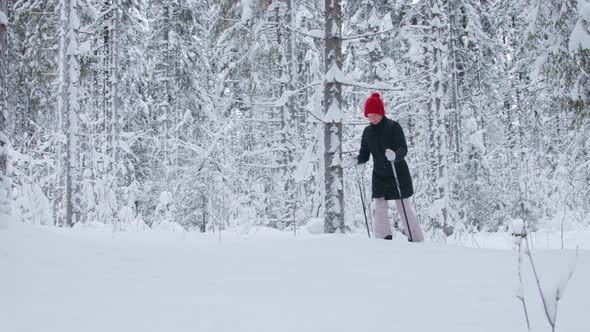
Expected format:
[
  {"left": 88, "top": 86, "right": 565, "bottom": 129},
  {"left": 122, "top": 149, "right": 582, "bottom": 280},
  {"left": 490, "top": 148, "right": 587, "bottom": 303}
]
[{"left": 385, "top": 149, "right": 396, "bottom": 161}]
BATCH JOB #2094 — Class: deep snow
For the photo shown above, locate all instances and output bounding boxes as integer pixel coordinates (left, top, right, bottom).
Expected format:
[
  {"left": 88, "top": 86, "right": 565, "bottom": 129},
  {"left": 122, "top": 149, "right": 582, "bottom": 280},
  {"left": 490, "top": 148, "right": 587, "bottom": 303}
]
[{"left": 1, "top": 217, "right": 589, "bottom": 332}]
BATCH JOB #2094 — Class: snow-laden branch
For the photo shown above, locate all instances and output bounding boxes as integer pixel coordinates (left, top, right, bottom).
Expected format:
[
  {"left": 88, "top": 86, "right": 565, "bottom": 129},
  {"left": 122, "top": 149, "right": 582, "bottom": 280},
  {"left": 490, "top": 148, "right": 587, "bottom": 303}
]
[
  {"left": 82, "top": 7, "right": 115, "bottom": 32},
  {"left": 241, "top": 163, "right": 287, "bottom": 169},
  {"left": 241, "top": 147, "right": 286, "bottom": 158},
  {"left": 569, "top": 0, "right": 590, "bottom": 54},
  {"left": 342, "top": 27, "right": 399, "bottom": 41},
  {"left": 170, "top": 137, "right": 206, "bottom": 156},
  {"left": 343, "top": 121, "right": 370, "bottom": 127},
  {"left": 0, "top": 10, "right": 8, "bottom": 27},
  {"left": 274, "top": 81, "right": 322, "bottom": 107},
  {"left": 325, "top": 64, "right": 399, "bottom": 92},
  {"left": 325, "top": 64, "right": 345, "bottom": 83},
  {"left": 323, "top": 103, "right": 343, "bottom": 123},
  {"left": 281, "top": 25, "right": 404, "bottom": 42},
  {"left": 208, "top": 82, "right": 322, "bottom": 109},
  {"left": 281, "top": 24, "right": 324, "bottom": 39},
  {"left": 240, "top": 118, "right": 283, "bottom": 123},
  {"left": 208, "top": 95, "right": 277, "bottom": 108},
  {"left": 274, "top": 90, "right": 297, "bottom": 107},
  {"left": 341, "top": 79, "right": 399, "bottom": 92}
]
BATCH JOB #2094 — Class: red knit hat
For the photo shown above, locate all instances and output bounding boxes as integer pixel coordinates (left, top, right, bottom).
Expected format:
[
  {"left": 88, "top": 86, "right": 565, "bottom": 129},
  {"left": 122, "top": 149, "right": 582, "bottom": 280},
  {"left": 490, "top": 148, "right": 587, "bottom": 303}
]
[{"left": 364, "top": 92, "right": 385, "bottom": 117}]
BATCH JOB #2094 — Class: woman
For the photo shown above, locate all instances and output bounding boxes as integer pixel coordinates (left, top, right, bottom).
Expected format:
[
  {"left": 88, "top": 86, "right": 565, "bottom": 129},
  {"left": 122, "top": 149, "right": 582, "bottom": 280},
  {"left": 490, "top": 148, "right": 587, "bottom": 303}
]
[{"left": 356, "top": 93, "right": 424, "bottom": 242}]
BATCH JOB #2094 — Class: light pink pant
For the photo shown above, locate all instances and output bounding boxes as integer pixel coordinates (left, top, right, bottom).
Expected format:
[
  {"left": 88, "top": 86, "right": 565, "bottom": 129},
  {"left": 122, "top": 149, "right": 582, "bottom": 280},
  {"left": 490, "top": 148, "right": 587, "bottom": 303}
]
[{"left": 373, "top": 197, "right": 424, "bottom": 242}]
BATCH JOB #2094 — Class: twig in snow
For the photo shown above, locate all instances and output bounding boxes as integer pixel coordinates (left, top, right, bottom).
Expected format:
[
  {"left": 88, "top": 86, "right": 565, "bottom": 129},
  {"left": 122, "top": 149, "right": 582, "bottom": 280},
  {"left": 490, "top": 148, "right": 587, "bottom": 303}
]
[
  {"left": 524, "top": 240, "right": 578, "bottom": 332},
  {"left": 516, "top": 238, "right": 532, "bottom": 331}
]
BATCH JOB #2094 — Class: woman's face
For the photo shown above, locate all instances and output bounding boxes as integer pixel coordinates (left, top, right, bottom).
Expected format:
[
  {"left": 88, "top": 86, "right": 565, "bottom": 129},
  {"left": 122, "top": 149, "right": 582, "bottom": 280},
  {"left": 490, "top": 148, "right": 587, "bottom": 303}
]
[{"left": 367, "top": 113, "right": 383, "bottom": 125}]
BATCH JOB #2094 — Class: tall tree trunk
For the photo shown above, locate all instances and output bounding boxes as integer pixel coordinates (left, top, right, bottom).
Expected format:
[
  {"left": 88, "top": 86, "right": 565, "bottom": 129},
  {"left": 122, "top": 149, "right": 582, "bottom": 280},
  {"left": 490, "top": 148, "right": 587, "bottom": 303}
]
[
  {"left": 286, "top": 0, "right": 299, "bottom": 143},
  {"left": 164, "top": 2, "right": 172, "bottom": 188},
  {"left": 447, "top": 0, "right": 461, "bottom": 163},
  {"left": 277, "top": 1, "right": 297, "bottom": 228},
  {"left": 323, "top": 0, "right": 344, "bottom": 233},
  {"left": 109, "top": 0, "right": 121, "bottom": 227},
  {"left": 60, "top": 0, "right": 81, "bottom": 227},
  {"left": 0, "top": 0, "right": 10, "bottom": 215},
  {"left": 430, "top": 0, "right": 449, "bottom": 233}
]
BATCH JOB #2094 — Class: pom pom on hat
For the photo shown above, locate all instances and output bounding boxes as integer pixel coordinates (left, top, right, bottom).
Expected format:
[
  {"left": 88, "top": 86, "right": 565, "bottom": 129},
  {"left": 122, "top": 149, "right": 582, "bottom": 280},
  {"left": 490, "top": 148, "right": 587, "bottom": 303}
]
[{"left": 364, "top": 92, "right": 385, "bottom": 117}]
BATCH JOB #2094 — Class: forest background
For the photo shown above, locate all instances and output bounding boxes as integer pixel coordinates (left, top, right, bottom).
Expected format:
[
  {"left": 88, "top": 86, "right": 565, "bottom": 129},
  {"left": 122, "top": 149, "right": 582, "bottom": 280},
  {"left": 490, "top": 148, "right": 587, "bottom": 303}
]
[{"left": 0, "top": 0, "right": 589, "bottom": 238}]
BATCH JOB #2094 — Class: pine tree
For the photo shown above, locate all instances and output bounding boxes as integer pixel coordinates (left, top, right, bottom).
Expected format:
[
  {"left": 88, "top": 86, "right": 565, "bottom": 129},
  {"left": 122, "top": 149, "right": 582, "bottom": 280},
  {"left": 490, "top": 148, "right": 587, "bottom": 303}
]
[{"left": 3, "top": 0, "right": 588, "bottom": 232}]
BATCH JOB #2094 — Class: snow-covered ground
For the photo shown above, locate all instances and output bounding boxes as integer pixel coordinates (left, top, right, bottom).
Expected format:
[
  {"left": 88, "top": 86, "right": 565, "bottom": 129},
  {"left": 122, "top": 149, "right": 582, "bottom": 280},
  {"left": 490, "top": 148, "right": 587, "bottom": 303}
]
[{"left": 1, "top": 216, "right": 589, "bottom": 332}]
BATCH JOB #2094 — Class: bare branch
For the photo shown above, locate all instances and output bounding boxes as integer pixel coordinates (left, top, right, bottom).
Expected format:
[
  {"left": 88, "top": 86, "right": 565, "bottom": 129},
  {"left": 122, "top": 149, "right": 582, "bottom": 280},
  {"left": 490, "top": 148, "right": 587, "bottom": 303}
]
[
  {"left": 524, "top": 241, "right": 556, "bottom": 330},
  {"left": 524, "top": 241, "right": 578, "bottom": 332},
  {"left": 556, "top": 248, "right": 578, "bottom": 301},
  {"left": 516, "top": 241, "right": 532, "bottom": 331}
]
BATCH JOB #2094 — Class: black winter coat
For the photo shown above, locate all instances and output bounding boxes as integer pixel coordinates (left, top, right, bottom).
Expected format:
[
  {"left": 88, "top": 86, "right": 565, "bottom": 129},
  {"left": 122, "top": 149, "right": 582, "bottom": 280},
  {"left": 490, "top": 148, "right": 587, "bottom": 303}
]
[{"left": 357, "top": 116, "right": 414, "bottom": 200}]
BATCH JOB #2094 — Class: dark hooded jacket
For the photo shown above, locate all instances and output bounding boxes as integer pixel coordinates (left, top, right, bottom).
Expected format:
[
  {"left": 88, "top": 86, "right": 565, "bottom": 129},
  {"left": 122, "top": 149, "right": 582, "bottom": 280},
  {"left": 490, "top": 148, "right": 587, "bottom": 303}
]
[{"left": 357, "top": 116, "right": 414, "bottom": 199}]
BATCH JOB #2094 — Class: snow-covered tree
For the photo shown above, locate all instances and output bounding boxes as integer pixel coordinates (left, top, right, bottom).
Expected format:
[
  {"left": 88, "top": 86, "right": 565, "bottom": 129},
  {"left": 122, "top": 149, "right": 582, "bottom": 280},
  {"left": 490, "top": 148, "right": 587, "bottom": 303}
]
[
  {"left": 58, "top": 0, "right": 82, "bottom": 227},
  {"left": 2, "top": 0, "right": 588, "bottom": 232},
  {"left": 455, "top": 117, "right": 496, "bottom": 231},
  {"left": 0, "top": 0, "right": 10, "bottom": 216}
]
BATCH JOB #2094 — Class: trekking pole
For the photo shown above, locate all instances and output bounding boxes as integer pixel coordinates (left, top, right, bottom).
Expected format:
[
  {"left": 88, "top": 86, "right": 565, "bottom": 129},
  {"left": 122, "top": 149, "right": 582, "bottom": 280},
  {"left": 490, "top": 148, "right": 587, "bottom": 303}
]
[
  {"left": 390, "top": 161, "right": 414, "bottom": 242},
  {"left": 354, "top": 164, "right": 371, "bottom": 238}
]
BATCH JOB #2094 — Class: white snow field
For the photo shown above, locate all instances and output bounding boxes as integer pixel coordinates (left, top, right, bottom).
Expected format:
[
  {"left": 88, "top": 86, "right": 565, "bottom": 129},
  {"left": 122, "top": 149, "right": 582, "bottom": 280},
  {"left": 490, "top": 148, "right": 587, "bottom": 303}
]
[{"left": 1, "top": 217, "right": 589, "bottom": 332}]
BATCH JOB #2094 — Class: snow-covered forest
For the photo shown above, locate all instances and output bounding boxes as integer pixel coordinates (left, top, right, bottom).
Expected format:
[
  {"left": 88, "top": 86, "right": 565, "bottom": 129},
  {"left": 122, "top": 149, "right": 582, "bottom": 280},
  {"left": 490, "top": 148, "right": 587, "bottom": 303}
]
[{"left": 1, "top": 0, "right": 589, "bottom": 236}]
